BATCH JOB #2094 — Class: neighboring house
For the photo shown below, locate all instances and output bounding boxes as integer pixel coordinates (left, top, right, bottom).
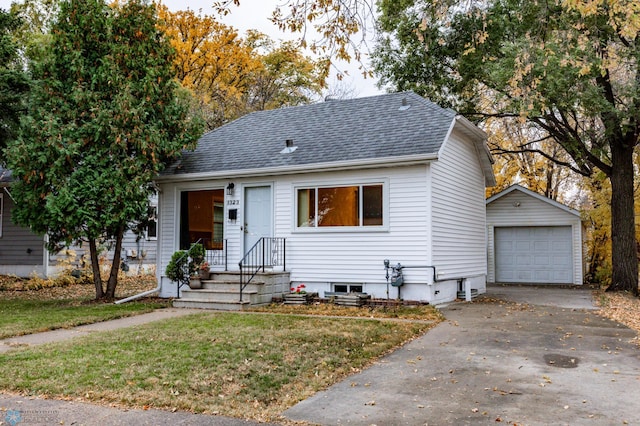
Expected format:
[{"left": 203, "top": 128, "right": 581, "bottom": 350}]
[
  {"left": 156, "top": 91, "right": 496, "bottom": 305},
  {"left": 486, "top": 184, "right": 584, "bottom": 285},
  {"left": 0, "top": 168, "right": 46, "bottom": 276},
  {"left": 0, "top": 166, "right": 157, "bottom": 277}
]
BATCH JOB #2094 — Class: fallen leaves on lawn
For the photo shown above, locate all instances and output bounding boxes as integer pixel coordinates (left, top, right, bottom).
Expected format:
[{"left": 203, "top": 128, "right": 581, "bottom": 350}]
[
  {"left": 249, "top": 301, "right": 444, "bottom": 322},
  {"left": 595, "top": 291, "right": 640, "bottom": 345},
  {"left": 0, "top": 274, "right": 158, "bottom": 301}
]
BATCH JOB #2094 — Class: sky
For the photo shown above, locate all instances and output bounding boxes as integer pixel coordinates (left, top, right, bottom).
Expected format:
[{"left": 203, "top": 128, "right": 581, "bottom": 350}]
[{"left": 0, "top": 0, "right": 385, "bottom": 98}]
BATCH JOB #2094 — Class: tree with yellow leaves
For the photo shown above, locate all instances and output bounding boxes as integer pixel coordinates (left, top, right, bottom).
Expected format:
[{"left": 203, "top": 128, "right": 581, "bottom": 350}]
[
  {"left": 158, "top": 5, "right": 325, "bottom": 129},
  {"left": 157, "top": 5, "right": 260, "bottom": 129},
  {"left": 485, "top": 117, "right": 577, "bottom": 203},
  {"left": 374, "top": 0, "right": 640, "bottom": 294}
]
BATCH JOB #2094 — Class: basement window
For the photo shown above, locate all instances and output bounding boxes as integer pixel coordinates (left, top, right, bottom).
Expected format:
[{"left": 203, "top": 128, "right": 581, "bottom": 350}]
[{"left": 333, "top": 283, "right": 364, "bottom": 293}]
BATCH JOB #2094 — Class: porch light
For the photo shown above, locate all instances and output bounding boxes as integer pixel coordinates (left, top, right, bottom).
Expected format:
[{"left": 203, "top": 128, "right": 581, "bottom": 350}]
[{"left": 226, "top": 183, "right": 235, "bottom": 196}]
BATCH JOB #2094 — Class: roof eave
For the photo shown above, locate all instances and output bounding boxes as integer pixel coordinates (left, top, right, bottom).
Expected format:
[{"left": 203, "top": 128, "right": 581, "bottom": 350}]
[{"left": 155, "top": 153, "right": 439, "bottom": 184}]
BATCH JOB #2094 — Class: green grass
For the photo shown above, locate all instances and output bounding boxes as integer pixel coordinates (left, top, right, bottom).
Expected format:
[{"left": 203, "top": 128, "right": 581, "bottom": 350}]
[
  {"left": 0, "top": 298, "right": 170, "bottom": 339},
  {"left": 0, "top": 312, "right": 435, "bottom": 422}
]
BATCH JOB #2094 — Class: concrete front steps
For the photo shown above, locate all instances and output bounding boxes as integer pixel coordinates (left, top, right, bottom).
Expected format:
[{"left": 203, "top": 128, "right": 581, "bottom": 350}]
[{"left": 173, "top": 271, "right": 290, "bottom": 311}]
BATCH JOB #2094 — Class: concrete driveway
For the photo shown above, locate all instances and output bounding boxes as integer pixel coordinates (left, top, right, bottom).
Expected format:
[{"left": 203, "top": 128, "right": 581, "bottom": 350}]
[{"left": 284, "top": 285, "right": 640, "bottom": 425}]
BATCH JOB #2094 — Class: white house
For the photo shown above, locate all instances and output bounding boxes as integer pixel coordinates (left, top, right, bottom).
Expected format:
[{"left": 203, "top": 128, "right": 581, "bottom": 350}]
[
  {"left": 486, "top": 185, "right": 584, "bottom": 285},
  {"left": 155, "top": 91, "right": 496, "bottom": 306}
]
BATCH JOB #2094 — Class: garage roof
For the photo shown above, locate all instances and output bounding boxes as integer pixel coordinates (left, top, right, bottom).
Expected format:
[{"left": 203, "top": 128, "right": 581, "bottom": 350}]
[{"left": 486, "top": 184, "right": 580, "bottom": 217}]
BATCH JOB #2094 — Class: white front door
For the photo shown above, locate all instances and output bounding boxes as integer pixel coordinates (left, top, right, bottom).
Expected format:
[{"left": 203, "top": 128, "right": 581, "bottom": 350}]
[{"left": 244, "top": 185, "right": 273, "bottom": 252}]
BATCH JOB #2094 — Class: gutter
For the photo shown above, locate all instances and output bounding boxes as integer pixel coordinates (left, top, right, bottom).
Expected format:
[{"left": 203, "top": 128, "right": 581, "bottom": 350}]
[
  {"left": 156, "top": 153, "right": 439, "bottom": 184},
  {"left": 114, "top": 282, "right": 161, "bottom": 304}
]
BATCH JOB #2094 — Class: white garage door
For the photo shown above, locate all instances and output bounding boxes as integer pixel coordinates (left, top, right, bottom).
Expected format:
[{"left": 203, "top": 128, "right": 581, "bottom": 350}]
[{"left": 495, "top": 226, "right": 573, "bottom": 283}]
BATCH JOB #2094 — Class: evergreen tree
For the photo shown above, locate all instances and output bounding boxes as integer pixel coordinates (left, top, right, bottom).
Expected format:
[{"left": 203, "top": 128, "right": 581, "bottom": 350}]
[{"left": 6, "top": 0, "right": 203, "bottom": 299}]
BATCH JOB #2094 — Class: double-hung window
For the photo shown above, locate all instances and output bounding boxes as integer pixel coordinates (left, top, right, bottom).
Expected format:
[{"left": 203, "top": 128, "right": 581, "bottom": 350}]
[
  {"left": 146, "top": 205, "right": 158, "bottom": 240},
  {"left": 296, "top": 183, "right": 384, "bottom": 229}
]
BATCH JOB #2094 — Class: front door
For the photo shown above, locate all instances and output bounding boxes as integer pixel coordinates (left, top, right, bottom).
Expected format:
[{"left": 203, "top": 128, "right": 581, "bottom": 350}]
[{"left": 244, "top": 185, "right": 272, "bottom": 252}]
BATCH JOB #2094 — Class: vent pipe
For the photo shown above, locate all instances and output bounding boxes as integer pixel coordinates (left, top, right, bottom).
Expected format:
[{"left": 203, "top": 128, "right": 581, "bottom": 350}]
[
  {"left": 281, "top": 139, "right": 298, "bottom": 154},
  {"left": 398, "top": 97, "right": 411, "bottom": 111}
]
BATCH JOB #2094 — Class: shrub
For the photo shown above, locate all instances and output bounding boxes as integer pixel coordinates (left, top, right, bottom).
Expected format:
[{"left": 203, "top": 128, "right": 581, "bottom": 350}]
[{"left": 165, "top": 250, "right": 188, "bottom": 283}]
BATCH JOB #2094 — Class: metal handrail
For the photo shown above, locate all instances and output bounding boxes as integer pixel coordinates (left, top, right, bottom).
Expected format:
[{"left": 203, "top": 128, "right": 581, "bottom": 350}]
[
  {"left": 175, "top": 239, "right": 204, "bottom": 298},
  {"left": 239, "top": 237, "right": 286, "bottom": 302},
  {"left": 206, "top": 239, "right": 228, "bottom": 271}
]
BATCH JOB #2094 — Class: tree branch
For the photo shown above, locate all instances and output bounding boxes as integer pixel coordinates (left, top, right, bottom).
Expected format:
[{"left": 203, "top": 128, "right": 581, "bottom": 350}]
[{"left": 491, "top": 146, "right": 590, "bottom": 177}]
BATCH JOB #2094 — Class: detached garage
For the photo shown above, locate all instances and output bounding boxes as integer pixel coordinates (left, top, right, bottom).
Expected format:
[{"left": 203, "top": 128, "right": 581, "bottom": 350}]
[{"left": 486, "top": 185, "right": 583, "bottom": 285}]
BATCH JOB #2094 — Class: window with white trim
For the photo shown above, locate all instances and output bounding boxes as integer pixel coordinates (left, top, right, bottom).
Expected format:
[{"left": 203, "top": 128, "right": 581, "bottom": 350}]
[
  {"left": 296, "top": 183, "right": 384, "bottom": 228},
  {"left": 0, "top": 193, "right": 3, "bottom": 237},
  {"left": 146, "top": 204, "right": 157, "bottom": 240},
  {"left": 333, "top": 283, "right": 364, "bottom": 293}
]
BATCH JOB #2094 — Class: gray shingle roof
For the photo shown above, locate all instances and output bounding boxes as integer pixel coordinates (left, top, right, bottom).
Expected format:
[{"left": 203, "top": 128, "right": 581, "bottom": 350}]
[{"left": 162, "top": 91, "right": 458, "bottom": 177}]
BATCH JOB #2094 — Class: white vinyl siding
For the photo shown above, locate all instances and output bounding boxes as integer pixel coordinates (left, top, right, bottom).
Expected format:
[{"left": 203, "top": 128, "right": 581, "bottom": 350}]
[
  {"left": 157, "top": 169, "right": 410, "bottom": 294},
  {"left": 157, "top": 186, "right": 178, "bottom": 291},
  {"left": 486, "top": 187, "right": 583, "bottom": 285},
  {"left": 430, "top": 129, "right": 488, "bottom": 279},
  {"left": 276, "top": 167, "right": 427, "bottom": 285},
  {"left": 155, "top": 132, "right": 492, "bottom": 302}
]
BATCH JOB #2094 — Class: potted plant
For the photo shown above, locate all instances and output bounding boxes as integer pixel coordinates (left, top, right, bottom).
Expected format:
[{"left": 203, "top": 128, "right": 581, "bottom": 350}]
[
  {"left": 283, "top": 284, "right": 317, "bottom": 304},
  {"left": 186, "top": 243, "right": 206, "bottom": 288},
  {"left": 165, "top": 243, "right": 206, "bottom": 289},
  {"left": 198, "top": 261, "right": 210, "bottom": 280}
]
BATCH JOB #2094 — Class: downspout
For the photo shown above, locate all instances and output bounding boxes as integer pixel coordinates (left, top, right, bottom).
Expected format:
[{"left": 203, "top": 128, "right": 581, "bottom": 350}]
[
  {"left": 3, "top": 187, "right": 14, "bottom": 201},
  {"left": 114, "top": 283, "right": 160, "bottom": 304},
  {"left": 43, "top": 234, "right": 50, "bottom": 278},
  {"left": 423, "top": 266, "right": 472, "bottom": 302}
]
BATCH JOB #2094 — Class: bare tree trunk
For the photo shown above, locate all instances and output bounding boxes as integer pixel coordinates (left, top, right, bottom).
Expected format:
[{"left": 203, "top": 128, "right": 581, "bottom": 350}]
[
  {"left": 89, "top": 238, "right": 104, "bottom": 299},
  {"left": 105, "top": 226, "right": 125, "bottom": 300},
  {"left": 606, "top": 141, "right": 638, "bottom": 295}
]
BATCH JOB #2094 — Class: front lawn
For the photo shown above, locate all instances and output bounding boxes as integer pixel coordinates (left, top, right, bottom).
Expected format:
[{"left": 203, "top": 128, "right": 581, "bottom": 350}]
[
  {"left": 0, "top": 312, "right": 435, "bottom": 422},
  {"left": 0, "top": 274, "right": 169, "bottom": 338}
]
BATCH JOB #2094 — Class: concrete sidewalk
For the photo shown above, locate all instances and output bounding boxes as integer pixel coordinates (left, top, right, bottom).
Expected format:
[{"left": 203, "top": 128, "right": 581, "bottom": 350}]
[
  {"left": 0, "top": 308, "right": 202, "bottom": 353},
  {"left": 0, "top": 393, "right": 273, "bottom": 426}
]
